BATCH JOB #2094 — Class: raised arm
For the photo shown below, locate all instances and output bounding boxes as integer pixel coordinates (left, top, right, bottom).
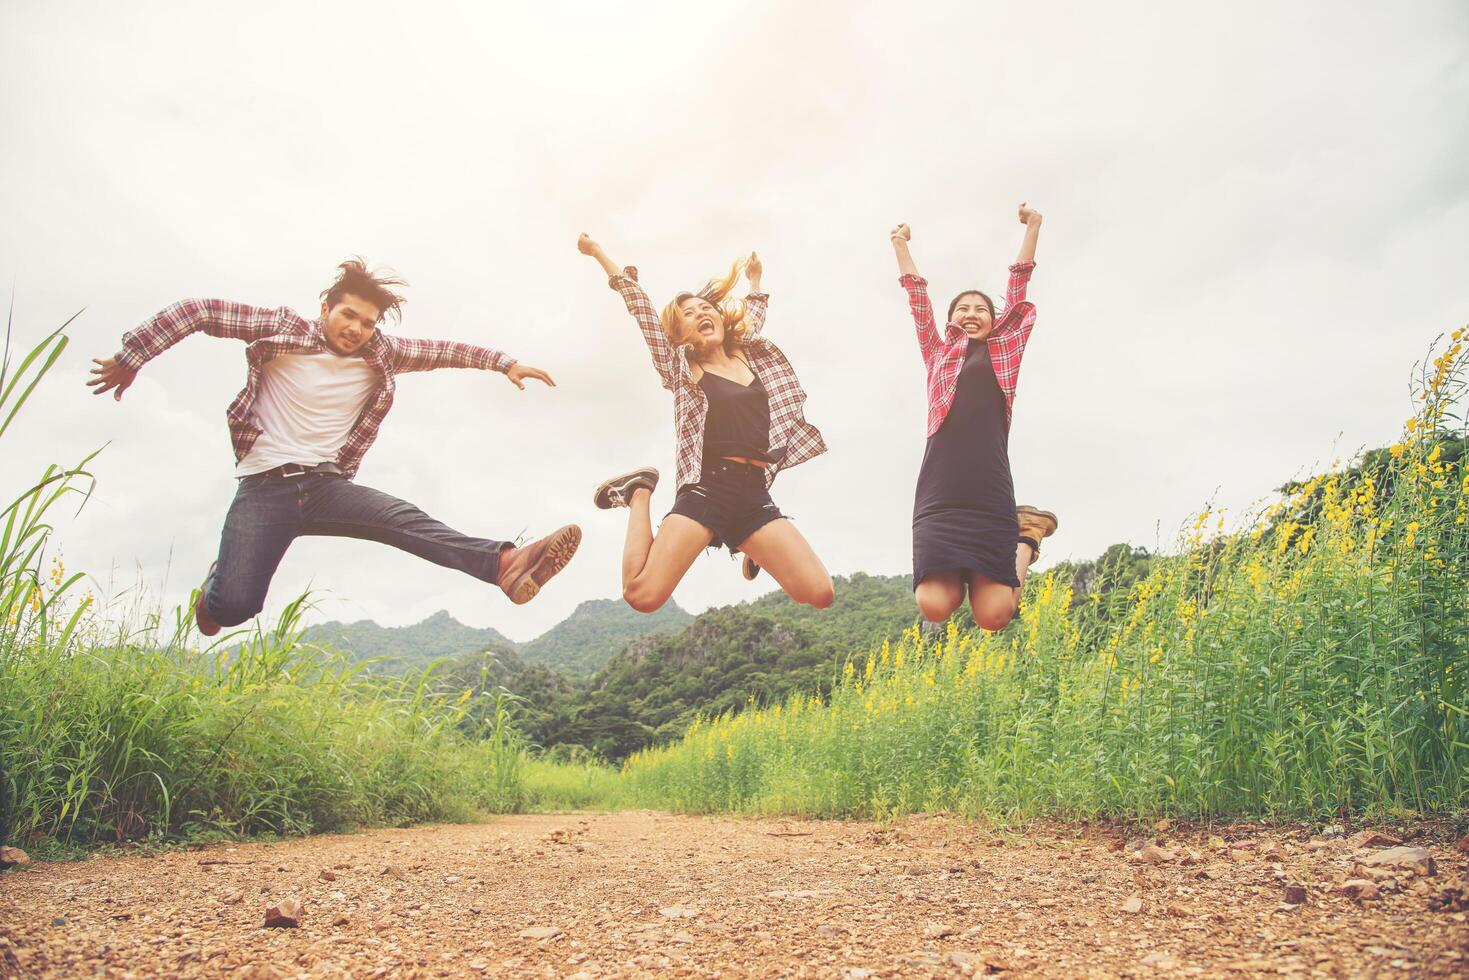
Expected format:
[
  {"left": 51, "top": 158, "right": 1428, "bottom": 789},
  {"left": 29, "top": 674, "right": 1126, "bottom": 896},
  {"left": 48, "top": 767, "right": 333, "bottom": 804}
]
[
  {"left": 578, "top": 233, "right": 678, "bottom": 389},
  {"left": 742, "top": 250, "right": 769, "bottom": 338},
  {"left": 891, "top": 224, "right": 942, "bottom": 365},
  {"left": 1006, "top": 203, "right": 1042, "bottom": 309},
  {"left": 88, "top": 298, "right": 283, "bottom": 401}
]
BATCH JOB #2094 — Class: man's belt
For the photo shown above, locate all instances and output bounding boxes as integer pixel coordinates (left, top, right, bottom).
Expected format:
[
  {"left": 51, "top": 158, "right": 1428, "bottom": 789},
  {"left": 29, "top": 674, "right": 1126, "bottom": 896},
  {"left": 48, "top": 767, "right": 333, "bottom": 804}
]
[{"left": 260, "top": 461, "right": 342, "bottom": 479}]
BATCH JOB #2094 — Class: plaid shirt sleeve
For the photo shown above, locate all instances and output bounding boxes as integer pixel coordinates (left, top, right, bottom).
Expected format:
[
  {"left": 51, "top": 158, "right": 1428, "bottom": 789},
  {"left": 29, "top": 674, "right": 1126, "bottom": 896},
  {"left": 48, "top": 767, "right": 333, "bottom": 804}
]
[
  {"left": 383, "top": 334, "right": 516, "bottom": 374},
  {"left": 610, "top": 267, "right": 679, "bottom": 390},
  {"left": 114, "top": 299, "right": 284, "bottom": 371},
  {"left": 900, "top": 274, "right": 942, "bottom": 368},
  {"left": 743, "top": 291, "right": 770, "bottom": 339},
  {"left": 991, "top": 260, "right": 1038, "bottom": 342}
]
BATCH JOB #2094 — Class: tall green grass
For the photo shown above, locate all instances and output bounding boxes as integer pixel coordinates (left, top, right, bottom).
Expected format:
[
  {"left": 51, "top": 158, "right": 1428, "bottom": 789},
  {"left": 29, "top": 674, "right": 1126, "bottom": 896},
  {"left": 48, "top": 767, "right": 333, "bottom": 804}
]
[
  {"left": 622, "top": 334, "right": 1469, "bottom": 821},
  {"left": 0, "top": 321, "right": 525, "bottom": 848}
]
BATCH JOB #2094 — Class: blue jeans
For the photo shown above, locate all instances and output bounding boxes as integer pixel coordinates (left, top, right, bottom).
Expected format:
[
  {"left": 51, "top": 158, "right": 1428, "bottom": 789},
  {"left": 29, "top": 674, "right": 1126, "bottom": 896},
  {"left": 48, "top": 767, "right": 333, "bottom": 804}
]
[{"left": 204, "top": 471, "right": 508, "bottom": 627}]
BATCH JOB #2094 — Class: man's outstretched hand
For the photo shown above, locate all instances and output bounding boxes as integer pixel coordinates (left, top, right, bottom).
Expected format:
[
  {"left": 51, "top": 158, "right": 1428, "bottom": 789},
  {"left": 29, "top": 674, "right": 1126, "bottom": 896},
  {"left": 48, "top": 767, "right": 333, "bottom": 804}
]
[
  {"left": 506, "top": 363, "right": 555, "bottom": 391},
  {"left": 88, "top": 357, "right": 136, "bottom": 400}
]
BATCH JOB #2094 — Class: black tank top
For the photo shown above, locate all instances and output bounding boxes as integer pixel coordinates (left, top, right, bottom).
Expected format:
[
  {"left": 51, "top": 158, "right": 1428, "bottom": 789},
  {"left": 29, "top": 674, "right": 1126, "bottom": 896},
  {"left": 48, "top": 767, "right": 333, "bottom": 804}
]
[{"left": 699, "top": 370, "right": 773, "bottom": 463}]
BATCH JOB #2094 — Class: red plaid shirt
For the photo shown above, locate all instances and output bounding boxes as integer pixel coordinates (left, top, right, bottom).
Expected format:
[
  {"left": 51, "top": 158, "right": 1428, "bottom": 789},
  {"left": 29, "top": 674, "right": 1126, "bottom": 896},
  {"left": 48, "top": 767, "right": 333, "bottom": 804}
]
[
  {"left": 609, "top": 268, "right": 826, "bottom": 491},
  {"left": 115, "top": 298, "right": 517, "bottom": 479},
  {"left": 901, "top": 260, "right": 1037, "bottom": 436}
]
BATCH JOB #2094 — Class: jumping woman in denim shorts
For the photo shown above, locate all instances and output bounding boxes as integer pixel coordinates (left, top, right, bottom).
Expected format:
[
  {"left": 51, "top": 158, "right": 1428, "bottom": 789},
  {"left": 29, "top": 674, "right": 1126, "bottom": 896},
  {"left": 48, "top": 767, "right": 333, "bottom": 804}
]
[{"left": 578, "top": 233, "right": 833, "bottom": 613}]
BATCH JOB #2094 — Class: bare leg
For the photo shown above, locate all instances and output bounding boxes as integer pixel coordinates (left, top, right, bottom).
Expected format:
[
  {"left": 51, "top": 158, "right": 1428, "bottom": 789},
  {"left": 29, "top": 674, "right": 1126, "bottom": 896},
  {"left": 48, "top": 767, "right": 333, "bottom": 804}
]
[
  {"left": 1011, "top": 539, "right": 1035, "bottom": 607},
  {"left": 969, "top": 541, "right": 1035, "bottom": 632},
  {"left": 737, "top": 518, "right": 834, "bottom": 608},
  {"left": 621, "top": 493, "right": 714, "bottom": 612},
  {"left": 914, "top": 570, "right": 965, "bottom": 622},
  {"left": 621, "top": 487, "right": 656, "bottom": 591}
]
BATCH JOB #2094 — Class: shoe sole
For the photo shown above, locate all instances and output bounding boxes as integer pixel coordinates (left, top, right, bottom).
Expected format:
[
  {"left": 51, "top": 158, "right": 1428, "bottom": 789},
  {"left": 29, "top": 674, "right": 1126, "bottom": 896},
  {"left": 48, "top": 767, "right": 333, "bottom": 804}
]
[
  {"left": 742, "top": 556, "right": 761, "bottom": 581},
  {"left": 505, "top": 525, "right": 583, "bottom": 605},
  {"left": 593, "top": 468, "right": 659, "bottom": 510}
]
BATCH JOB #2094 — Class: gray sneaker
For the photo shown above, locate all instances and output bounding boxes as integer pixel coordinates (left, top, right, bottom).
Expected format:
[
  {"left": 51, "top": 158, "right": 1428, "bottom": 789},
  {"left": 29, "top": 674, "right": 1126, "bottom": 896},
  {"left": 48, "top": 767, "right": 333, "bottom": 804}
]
[{"left": 594, "top": 467, "right": 659, "bottom": 509}]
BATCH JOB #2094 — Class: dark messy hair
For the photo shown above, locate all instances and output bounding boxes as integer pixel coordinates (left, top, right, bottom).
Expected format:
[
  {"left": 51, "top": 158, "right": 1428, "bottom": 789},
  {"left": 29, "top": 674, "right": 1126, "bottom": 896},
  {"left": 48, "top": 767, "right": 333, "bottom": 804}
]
[
  {"left": 320, "top": 257, "right": 408, "bottom": 324},
  {"left": 946, "top": 289, "right": 995, "bottom": 325}
]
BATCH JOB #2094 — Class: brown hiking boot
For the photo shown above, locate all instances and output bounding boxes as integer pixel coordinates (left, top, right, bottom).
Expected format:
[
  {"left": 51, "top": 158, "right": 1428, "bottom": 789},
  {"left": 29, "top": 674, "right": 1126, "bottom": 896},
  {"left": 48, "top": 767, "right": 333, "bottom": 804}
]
[
  {"left": 195, "top": 562, "right": 221, "bottom": 637},
  {"left": 1016, "top": 506, "right": 1059, "bottom": 566},
  {"left": 497, "top": 524, "right": 582, "bottom": 605}
]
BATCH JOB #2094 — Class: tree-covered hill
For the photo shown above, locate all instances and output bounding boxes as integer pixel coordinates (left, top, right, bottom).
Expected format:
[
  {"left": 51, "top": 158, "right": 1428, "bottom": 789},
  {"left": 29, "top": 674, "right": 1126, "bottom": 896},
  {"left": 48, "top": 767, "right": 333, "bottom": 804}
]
[
  {"left": 304, "top": 610, "right": 516, "bottom": 673},
  {"left": 517, "top": 598, "right": 692, "bottom": 676}
]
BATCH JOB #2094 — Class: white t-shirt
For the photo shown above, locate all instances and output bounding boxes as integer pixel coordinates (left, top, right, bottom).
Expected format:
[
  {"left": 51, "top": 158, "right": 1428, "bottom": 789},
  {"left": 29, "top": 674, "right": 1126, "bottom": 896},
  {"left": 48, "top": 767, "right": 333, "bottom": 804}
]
[{"left": 236, "top": 351, "right": 379, "bottom": 477}]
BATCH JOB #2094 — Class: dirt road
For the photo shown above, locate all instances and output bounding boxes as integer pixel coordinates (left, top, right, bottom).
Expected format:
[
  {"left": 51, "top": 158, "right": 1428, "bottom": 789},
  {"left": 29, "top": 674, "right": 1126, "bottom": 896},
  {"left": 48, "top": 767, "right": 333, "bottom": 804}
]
[{"left": 2, "top": 811, "right": 1465, "bottom": 977}]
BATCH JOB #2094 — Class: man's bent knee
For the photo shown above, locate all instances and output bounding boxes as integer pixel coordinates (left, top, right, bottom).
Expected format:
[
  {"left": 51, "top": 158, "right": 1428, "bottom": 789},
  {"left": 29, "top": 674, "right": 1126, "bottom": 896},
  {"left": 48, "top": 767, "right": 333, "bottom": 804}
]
[{"left": 208, "top": 589, "right": 265, "bottom": 628}]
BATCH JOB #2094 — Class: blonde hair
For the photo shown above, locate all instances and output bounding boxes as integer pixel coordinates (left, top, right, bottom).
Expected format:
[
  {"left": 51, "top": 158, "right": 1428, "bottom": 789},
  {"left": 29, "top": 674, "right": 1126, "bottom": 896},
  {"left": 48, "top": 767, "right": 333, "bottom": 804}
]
[{"left": 659, "top": 258, "right": 750, "bottom": 354}]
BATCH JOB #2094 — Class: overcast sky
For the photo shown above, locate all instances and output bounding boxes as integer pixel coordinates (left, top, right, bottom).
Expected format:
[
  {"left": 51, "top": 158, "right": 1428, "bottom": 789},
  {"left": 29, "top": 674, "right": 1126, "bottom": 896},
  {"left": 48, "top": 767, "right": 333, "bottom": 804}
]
[{"left": 2, "top": 1, "right": 1465, "bottom": 642}]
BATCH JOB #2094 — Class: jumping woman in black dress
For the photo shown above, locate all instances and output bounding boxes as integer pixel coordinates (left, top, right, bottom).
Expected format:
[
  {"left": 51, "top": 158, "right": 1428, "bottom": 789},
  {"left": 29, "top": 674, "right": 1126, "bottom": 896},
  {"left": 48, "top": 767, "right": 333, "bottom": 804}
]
[{"left": 892, "top": 204, "right": 1058, "bottom": 631}]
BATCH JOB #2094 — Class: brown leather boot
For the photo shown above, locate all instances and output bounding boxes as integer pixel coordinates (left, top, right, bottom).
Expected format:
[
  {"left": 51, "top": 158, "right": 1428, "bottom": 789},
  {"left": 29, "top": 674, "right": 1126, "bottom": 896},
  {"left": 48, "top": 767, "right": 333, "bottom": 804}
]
[
  {"left": 195, "top": 562, "right": 221, "bottom": 637},
  {"left": 1016, "top": 506, "right": 1059, "bottom": 566},
  {"left": 497, "top": 525, "right": 582, "bottom": 605}
]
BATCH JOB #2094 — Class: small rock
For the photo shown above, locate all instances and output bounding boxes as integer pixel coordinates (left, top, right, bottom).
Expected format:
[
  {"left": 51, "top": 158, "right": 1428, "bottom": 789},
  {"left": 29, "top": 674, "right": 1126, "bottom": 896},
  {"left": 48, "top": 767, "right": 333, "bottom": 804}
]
[
  {"left": 518, "top": 926, "right": 563, "bottom": 940},
  {"left": 1256, "top": 840, "right": 1286, "bottom": 861},
  {"left": 1358, "top": 846, "right": 1437, "bottom": 877},
  {"left": 1121, "top": 895, "right": 1143, "bottom": 914},
  {"left": 1155, "top": 818, "right": 1173, "bottom": 832},
  {"left": 815, "top": 924, "right": 848, "bottom": 938},
  {"left": 856, "top": 864, "right": 878, "bottom": 875},
  {"left": 468, "top": 905, "right": 482, "bottom": 915},
  {"left": 263, "top": 898, "right": 301, "bottom": 928},
  {"left": 1140, "top": 952, "right": 1180, "bottom": 969},
  {"left": 1283, "top": 884, "right": 1308, "bottom": 904},
  {"left": 51, "top": 917, "right": 66, "bottom": 926},
  {"left": 1339, "top": 879, "right": 1381, "bottom": 901},
  {"left": 1322, "top": 823, "right": 1346, "bottom": 837},
  {"left": 949, "top": 950, "right": 980, "bottom": 971},
  {"left": 445, "top": 875, "right": 461, "bottom": 883},
  {"left": 1227, "top": 849, "right": 1252, "bottom": 863},
  {"left": 331, "top": 914, "right": 349, "bottom": 926},
  {"left": 961, "top": 925, "right": 984, "bottom": 939},
  {"left": 1347, "top": 830, "right": 1403, "bottom": 850},
  {"left": 318, "top": 870, "right": 336, "bottom": 882},
  {"left": 845, "top": 970, "right": 874, "bottom": 979},
  {"left": 0, "top": 846, "right": 30, "bottom": 868},
  {"left": 922, "top": 921, "right": 957, "bottom": 938},
  {"left": 900, "top": 951, "right": 947, "bottom": 968},
  {"left": 1454, "top": 834, "right": 1469, "bottom": 855},
  {"left": 658, "top": 906, "right": 700, "bottom": 919},
  {"left": 1134, "top": 844, "right": 1178, "bottom": 865},
  {"left": 1036, "top": 897, "right": 1058, "bottom": 908}
]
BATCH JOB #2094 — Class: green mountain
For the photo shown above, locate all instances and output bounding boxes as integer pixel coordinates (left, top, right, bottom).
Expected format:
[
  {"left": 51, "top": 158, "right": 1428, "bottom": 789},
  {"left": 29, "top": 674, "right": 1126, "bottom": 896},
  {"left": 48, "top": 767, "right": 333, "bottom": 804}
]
[
  {"left": 518, "top": 598, "right": 693, "bottom": 676},
  {"left": 531, "top": 572, "right": 919, "bottom": 760},
  {"left": 304, "top": 610, "right": 515, "bottom": 673}
]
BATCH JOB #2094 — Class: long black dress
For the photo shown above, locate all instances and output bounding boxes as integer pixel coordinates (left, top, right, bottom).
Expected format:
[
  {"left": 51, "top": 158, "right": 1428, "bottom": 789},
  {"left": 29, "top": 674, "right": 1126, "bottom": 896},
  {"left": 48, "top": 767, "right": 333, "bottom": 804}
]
[{"left": 912, "top": 338, "right": 1019, "bottom": 590}]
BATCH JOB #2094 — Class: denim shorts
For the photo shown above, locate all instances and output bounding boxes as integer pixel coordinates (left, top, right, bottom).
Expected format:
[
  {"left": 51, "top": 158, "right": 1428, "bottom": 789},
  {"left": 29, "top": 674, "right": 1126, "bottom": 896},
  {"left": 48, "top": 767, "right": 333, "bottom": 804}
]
[{"left": 667, "top": 459, "right": 785, "bottom": 553}]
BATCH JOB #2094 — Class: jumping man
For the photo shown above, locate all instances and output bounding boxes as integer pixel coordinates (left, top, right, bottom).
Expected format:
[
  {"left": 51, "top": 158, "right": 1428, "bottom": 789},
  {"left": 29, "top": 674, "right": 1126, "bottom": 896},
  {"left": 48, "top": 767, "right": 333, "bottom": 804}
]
[{"left": 88, "top": 258, "right": 582, "bottom": 635}]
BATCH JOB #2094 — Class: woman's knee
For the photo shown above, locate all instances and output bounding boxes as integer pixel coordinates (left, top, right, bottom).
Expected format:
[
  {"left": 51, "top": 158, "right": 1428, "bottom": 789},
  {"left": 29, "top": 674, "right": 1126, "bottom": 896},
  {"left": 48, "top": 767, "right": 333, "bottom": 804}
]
[
  {"left": 915, "top": 582, "right": 963, "bottom": 623},
  {"left": 971, "top": 593, "right": 1018, "bottom": 632},
  {"left": 623, "top": 577, "right": 672, "bottom": 614},
  {"left": 801, "top": 576, "right": 835, "bottom": 609}
]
